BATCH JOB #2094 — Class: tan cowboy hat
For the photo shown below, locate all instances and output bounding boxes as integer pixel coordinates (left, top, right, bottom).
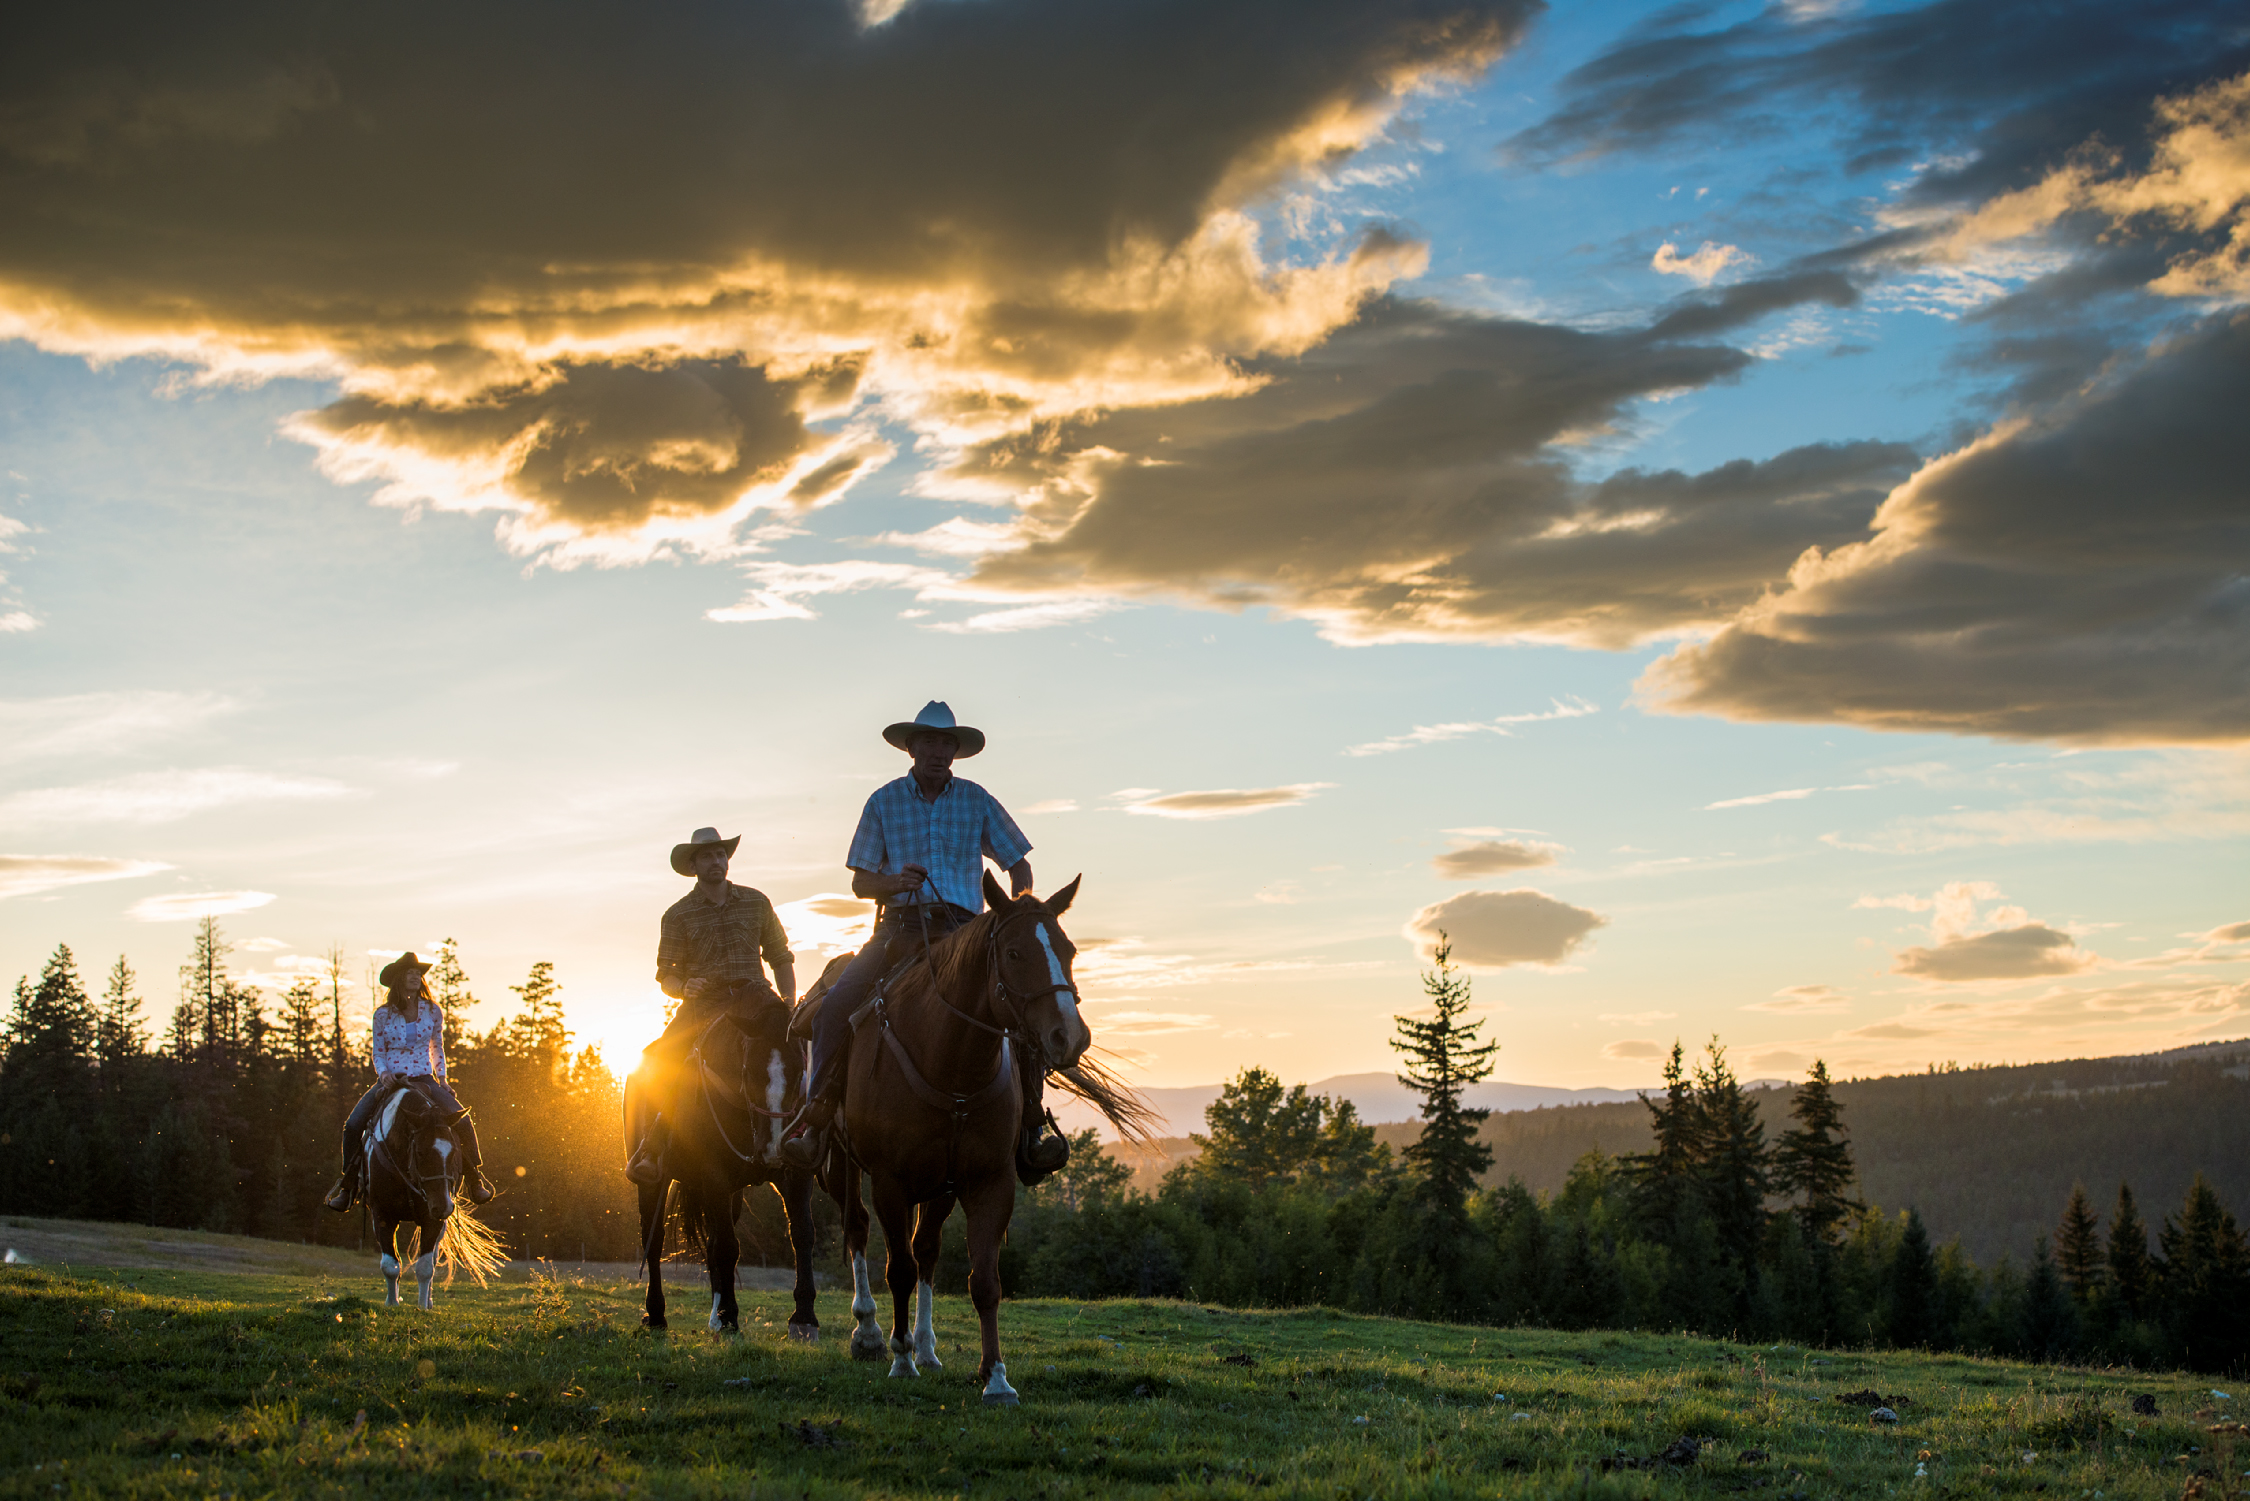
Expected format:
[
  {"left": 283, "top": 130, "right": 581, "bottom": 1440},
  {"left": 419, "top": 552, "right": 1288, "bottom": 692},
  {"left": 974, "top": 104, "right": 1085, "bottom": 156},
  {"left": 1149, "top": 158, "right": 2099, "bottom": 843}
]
[
  {"left": 377, "top": 952, "right": 432, "bottom": 990},
  {"left": 882, "top": 699, "right": 985, "bottom": 758},
  {"left": 671, "top": 826, "right": 741, "bottom": 877}
]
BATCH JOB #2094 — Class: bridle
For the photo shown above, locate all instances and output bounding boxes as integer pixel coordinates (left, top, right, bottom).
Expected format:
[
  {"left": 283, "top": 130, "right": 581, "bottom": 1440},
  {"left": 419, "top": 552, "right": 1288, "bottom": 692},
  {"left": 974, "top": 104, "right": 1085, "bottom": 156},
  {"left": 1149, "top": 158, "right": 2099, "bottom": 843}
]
[{"left": 910, "top": 901, "right": 1079, "bottom": 1049}]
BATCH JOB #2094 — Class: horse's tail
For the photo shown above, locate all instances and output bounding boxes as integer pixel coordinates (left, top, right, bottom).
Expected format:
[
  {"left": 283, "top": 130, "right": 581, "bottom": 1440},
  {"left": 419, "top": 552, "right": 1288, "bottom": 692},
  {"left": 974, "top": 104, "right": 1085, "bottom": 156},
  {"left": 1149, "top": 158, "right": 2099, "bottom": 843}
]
[
  {"left": 436, "top": 1201, "right": 508, "bottom": 1288},
  {"left": 668, "top": 1180, "right": 710, "bottom": 1257},
  {"left": 1053, "top": 1048, "right": 1163, "bottom": 1144}
]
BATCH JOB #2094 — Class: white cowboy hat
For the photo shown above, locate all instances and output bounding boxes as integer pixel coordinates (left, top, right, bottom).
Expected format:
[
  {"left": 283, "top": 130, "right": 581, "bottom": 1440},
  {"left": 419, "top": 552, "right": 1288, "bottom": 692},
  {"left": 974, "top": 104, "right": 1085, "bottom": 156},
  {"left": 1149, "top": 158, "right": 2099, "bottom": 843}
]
[
  {"left": 882, "top": 700, "right": 986, "bottom": 758},
  {"left": 670, "top": 826, "right": 741, "bottom": 877}
]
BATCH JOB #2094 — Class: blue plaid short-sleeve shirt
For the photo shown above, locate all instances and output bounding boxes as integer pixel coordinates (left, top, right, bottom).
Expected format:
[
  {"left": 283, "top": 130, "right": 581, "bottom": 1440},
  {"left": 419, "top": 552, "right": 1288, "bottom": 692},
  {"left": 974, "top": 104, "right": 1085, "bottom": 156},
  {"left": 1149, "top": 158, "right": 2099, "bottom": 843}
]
[{"left": 845, "top": 775, "right": 1032, "bottom": 914}]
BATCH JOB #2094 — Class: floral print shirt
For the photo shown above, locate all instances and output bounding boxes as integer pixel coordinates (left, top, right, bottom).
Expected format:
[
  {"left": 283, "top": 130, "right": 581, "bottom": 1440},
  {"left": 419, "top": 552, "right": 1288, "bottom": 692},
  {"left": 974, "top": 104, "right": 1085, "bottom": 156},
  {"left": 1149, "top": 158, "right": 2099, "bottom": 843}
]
[{"left": 372, "top": 1000, "right": 447, "bottom": 1080}]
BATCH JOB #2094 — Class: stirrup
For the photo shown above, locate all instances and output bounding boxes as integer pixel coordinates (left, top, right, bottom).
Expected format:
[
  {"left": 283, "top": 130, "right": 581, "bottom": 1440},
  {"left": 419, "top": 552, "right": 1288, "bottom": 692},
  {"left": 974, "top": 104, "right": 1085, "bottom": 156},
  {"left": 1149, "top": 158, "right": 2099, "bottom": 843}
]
[
  {"left": 776, "top": 1123, "right": 827, "bottom": 1171},
  {"left": 322, "top": 1174, "right": 356, "bottom": 1212}
]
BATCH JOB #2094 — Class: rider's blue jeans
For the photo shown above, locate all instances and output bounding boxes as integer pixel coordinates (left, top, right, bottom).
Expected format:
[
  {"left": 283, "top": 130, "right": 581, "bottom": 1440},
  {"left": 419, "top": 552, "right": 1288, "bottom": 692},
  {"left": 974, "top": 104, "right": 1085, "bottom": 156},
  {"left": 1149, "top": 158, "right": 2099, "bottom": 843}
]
[
  {"left": 805, "top": 904, "right": 969, "bottom": 1103},
  {"left": 340, "top": 1075, "right": 478, "bottom": 1168}
]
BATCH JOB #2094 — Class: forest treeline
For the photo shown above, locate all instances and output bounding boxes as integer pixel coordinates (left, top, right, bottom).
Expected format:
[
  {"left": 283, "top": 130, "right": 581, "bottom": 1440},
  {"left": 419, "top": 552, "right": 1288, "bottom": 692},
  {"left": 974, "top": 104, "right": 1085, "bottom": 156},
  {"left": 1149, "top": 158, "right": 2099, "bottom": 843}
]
[
  {"left": 0, "top": 927, "right": 639, "bottom": 1261},
  {"left": 6, "top": 931, "right": 2248, "bottom": 1372}
]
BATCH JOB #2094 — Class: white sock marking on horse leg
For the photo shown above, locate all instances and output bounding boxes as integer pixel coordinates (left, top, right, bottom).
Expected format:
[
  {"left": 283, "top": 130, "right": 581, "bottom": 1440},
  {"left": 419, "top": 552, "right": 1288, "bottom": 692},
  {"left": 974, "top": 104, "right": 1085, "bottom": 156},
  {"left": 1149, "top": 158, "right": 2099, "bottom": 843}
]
[
  {"left": 914, "top": 1281, "right": 942, "bottom": 1367},
  {"left": 850, "top": 1253, "right": 877, "bottom": 1320},
  {"left": 710, "top": 1293, "right": 726, "bottom": 1333},
  {"left": 765, "top": 1053, "right": 789, "bottom": 1157},
  {"left": 380, "top": 1252, "right": 401, "bottom": 1306},
  {"left": 848, "top": 1251, "right": 885, "bottom": 1357},
  {"left": 887, "top": 1334, "right": 919, "bottom": 1378},
  {"left": 415, "top": 1252, "right": 436, "bottom": 1310},
  {"left": 983, "top": 1361, "right": 1019, "bottom": 1405}
]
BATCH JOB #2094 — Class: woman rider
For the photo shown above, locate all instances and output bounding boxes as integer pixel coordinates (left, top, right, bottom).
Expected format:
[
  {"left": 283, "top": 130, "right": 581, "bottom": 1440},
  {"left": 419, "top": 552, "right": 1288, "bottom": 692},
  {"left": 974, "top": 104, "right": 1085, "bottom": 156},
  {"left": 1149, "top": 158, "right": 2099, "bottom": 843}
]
[{"left": 323, "top": 952, "right": 496, "bottom": 1211}]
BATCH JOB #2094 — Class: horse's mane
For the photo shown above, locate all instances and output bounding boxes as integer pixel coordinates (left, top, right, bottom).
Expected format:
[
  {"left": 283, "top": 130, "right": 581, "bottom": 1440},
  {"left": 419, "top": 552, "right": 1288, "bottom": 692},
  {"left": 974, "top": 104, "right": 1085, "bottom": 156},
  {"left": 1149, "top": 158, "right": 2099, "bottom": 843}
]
[{"left": 903, "top": 897, "right": 1162, "bottom": 1145}]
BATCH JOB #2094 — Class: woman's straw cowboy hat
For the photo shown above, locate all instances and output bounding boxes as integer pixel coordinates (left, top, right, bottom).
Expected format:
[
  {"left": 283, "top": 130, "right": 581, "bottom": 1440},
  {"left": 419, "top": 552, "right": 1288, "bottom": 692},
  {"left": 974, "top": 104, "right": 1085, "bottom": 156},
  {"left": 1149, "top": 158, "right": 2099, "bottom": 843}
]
[
  {"left": 671, "top": 826, "right": 742, "bottom": 877},
  {"left": 377, "top": 952, "right": 433, "bottom": 990},
  {"left": 882, "top": 700, "right": 986, "bottom": 758}
]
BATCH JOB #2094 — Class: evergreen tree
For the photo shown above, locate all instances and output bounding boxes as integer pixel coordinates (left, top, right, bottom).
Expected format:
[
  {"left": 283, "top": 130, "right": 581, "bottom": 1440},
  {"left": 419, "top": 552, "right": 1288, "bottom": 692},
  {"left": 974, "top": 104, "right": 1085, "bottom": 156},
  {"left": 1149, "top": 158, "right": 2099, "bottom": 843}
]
[
  {"left": 1888, "top": 1207, "right": 1940, "bottom": 1347},
  {"left": 277, "top": 977, "right": 324, "bottom": 1064},
  {"left": 503, "top": 961, "right": 568, "bottom": 1073},
  {"left": 1306, "top": 1099, "right": 1393, "bottom": 1197},
  {"left": 1693, "top": 1040, "right": 1773, "bottom": 1306},
  {"left": 2105, "top": 1182, "right": 2155, "bottom": 1319},
  {"left": 2157, "top": 1173, "right": 2250, "bottom": 1373},
  {"left": 2053, "top": 1182, "right": 2105, "bottom": 1303},
  {"left": 428, "top": 937, "right": 476, "bottom": 1059},
  {"left": 2017, "top": 1233, "right": 2080, "bottom": 1361},
  {"left": 96, "top": 956, "right": 148, "bottom": 1068},
  {"left": 1389, "top": 938, "right": 1498, "bottom": 1223},
  {"left": 1773, "top": 1060, "right": 1863, "bottom": 1244},
  {"left": 1621, "top": 1041, "right": 1703, "bottom": 1234}
]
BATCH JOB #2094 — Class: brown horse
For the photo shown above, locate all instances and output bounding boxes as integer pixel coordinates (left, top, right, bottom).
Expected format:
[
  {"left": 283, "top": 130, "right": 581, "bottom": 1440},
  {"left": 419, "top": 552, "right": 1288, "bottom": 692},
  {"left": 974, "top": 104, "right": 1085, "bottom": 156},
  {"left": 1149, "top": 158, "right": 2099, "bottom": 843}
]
[
  {"left": 821, "top": 871, "right": 1145, "bottom": 1404},
  {"left": 624, "top": 1001, "right": 822, "bottom": 1335},
  {"left": 363, "top": 1082, "right": 503, "bottom": 1307}
]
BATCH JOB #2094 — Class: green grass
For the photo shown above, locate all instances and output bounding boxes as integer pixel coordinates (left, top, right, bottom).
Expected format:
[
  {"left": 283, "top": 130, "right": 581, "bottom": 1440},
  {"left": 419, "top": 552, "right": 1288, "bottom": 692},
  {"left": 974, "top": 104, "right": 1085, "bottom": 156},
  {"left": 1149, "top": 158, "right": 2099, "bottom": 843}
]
[{"left": 2, "top": 1257, "right": 2243, "bottom": 1499}]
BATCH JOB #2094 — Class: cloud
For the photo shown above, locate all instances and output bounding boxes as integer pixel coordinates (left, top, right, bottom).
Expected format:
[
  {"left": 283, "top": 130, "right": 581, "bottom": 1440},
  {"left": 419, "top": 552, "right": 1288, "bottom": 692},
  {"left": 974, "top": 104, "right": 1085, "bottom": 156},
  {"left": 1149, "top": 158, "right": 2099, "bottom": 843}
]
[
  {"left": 1405, "top": 887, "right": 1608, "bottom": 967},
  {"left": 1345, "top": 696, "right": 1597, "bottom": 756},
  {"left": 0, "top": 611, "right": 35, "bottom": 633},
  {"left": 1894, "top": 923, "right": 2098, "bottom": 981},
  {"left": 1705, "top": 783, "right": 1876, "bottom": 809},
  {"left": 2209, "top": 920, "right": 2250, "bottom": 943},
  {"left": 1120, "top": 784, "right": 1333, "bottom": 819},
  {"left": 1431, "top": 839, "right": 1560, "bottom": 878},
  {"left": 1744, "top": 983, "right": 1852, "bottom": 1014},
  {"left": 923, "top": 598, "right": 1119, "bottom": 634},
  {"left": 0, "top": 853, "right": 172, "bottom": 900},
  {"left": 1651, "top": 241, "right": 1752, "bottom": 284},
  {"left": 962, "top": 297, "right": 1918, "bottom": 650},
  {"left": 0, "top": 0, "right": 1537, "bottom": 562},
  {"left": 0, "top": 768, "right": 356, "bottom": 824},
  {"left": 1642, "top": 310, "right": 2250, "bottom": 744},
  {"left": 1603, "top": 1039, "right": 1663, "bottom": 1060},
  {"left": 129, "top": 889, "right": 276, "bottom": 921},
  {"left": 1098, "top": 1011, "right": 1218, "bottom": 1036},
  {"left": 0, "top": 691, "right": 235, "bottom": 767},
  {"left": 773, "top": 892, "right": 876, "bottom": 956},
  {"left": 1022, "top": 799, "right": 1079, "bottom": 816}
]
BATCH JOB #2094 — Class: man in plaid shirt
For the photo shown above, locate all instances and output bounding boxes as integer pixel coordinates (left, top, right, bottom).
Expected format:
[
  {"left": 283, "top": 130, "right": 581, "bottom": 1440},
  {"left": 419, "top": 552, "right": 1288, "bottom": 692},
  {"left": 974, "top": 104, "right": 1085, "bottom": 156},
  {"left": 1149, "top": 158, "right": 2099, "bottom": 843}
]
[{"left": 778, "top": 700, "right": 1068, "bottom": 1181}]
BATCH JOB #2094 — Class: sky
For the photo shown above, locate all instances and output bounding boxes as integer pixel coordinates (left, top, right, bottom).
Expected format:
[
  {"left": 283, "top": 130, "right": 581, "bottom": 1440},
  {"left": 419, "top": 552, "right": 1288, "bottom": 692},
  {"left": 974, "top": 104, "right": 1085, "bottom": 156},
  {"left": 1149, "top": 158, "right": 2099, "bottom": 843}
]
[{"left": 3, "top": 0, "right": 2246, "bottom": 1100}]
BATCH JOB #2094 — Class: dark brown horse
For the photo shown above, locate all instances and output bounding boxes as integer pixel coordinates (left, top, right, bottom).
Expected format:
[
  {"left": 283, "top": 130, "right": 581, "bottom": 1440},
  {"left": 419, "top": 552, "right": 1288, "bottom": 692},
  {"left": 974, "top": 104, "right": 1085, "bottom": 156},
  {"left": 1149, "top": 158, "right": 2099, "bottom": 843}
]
[
  {"left": 821, "top": 872, "right": 1147, "bottom": 1403},
  {"left": 363, "top": 1082, "right": 503, "bottom": 1307},
  {"left": 624, "top": 1001, "right": 822, "bottom": 1334}
]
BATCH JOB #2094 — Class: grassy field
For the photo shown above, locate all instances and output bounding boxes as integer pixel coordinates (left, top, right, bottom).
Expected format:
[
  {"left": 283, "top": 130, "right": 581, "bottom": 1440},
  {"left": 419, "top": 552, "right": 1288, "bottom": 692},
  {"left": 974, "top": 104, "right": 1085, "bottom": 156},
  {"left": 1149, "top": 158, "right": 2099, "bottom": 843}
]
[{"left": 1, "top": 1221, "right": 2243, "bottom": 1499}]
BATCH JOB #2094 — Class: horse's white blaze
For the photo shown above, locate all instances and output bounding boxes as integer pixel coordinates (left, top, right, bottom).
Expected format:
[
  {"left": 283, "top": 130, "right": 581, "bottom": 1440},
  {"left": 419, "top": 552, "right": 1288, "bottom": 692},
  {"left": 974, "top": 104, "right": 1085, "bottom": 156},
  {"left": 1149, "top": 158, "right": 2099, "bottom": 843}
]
[
  {"left": 1034, "top": 923, "right": 1083, "bottom": 1037},
  {"left": 914, "top": 1280, "right": 941, "bottom": 1367},
  {"left": 983, "top": 1361, "right": 1019, "bottom": 1405},
  {"left": 764, "top": 1052, "right": 789, "bottom": 1157}
]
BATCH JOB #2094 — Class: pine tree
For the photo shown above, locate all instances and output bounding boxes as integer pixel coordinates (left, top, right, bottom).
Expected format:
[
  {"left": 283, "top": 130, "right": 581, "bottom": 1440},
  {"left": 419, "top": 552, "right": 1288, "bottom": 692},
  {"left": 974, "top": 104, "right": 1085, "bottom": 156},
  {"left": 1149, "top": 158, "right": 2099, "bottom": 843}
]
[
  {"left": 2054, "top": 1182, "right": 2105, "bottom": 1303},
  {"left": 2019, "top": 1233, "right": 2081, "bottom": 1360},
  {"left": 1621, "top": 1040, "right": 1703, "bottom": 1234},
  {"left": 96, "top": 956, "right": 148, "bottom": 1068},
  {"left": 1390, "top": 938, "right": 1499, "bottom": 1223},
  {"left": 428, "top": 938, "right": 475, "bottom": 1059},
  {"left": 179, "top": 918, "right": 233, "bottom": 1060},
  {"left": 2157, "top": 1173, "right": 2250, "bottom": 1372},
  {"left": 1694, "top": 1040, "right": 1773, "bottom": 1297},
  {"left": 278, "top": 977, "right": 323, "bottom": 1064},
  {"left": 1888, "top": 1207, "right": 1939, "bottom": 1347},
  {"left": 504, "top": 962, "right": 568, "bottom": 1074},
  {"left": 4, "top": 945, "right": 97, "bottom": 1093},
  {"left": 1773, "top": 1060, "right": 1864, "bottom": 1244},
  {"left": 2106, "top": 1182, "right": 2154, "bottom": 1319}
]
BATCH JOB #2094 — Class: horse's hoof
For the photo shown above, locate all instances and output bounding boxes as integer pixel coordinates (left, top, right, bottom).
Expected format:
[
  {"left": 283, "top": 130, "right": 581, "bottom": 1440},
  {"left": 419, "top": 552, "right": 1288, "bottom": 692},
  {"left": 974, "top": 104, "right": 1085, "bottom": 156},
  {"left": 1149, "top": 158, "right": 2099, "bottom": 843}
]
[
  {"left": 888, "top": 1355, "right": 918, "bottom": 1378},
  {"left": 849, "top": 1335, "right": 888, "bottom": 1362},
  {"left": 641, "top": 1314, "right": 668, "bottom": 1330},
  {"left": 982, "top": 1390, "right": 1020, "bottom": 1407},
  {"left": 787, "top": 1322, "right": 819, "bottom": 1343}
]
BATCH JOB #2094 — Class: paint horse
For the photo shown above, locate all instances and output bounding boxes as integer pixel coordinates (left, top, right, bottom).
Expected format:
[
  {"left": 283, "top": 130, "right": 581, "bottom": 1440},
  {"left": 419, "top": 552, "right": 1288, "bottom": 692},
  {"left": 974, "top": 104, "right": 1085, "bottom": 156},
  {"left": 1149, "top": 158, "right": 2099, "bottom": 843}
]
[
  {"left": 364, "top": 1082, "right": 503, "bottom": 1307},
  {"left": 624, "top": 997, "right": 821, "bottom": 1334},
  {"left": 822, "top": 873, "right": 1115, "bottom": 1405}
]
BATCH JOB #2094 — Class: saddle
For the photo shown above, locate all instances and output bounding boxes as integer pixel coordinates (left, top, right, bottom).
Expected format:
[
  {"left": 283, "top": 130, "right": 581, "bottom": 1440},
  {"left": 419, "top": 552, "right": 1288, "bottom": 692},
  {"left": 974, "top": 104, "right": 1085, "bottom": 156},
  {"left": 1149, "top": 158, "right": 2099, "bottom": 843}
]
[
  {"left": 785, "top": 946, "right": 923, "bottom": 1044},
  {"left": 363, "top": 1084, "right": 461, "bottom": 1202}
]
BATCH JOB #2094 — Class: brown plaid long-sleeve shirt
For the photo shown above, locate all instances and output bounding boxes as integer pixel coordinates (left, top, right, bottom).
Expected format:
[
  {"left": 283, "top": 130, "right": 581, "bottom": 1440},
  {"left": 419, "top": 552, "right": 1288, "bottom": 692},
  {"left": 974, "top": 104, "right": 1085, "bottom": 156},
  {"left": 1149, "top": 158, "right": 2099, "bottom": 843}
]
[{"left": 655, "top": 883, "right": 792, "bottom": 1000}]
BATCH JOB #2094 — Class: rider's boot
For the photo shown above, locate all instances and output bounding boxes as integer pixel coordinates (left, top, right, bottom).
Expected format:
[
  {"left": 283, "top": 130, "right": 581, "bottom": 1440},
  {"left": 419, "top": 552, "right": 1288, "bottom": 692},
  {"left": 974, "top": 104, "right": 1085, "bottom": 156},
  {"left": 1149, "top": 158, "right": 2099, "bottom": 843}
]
[
  {"left": 465, "top": 1166, "right": 496, "bottom": 1204},
  {"left": 775, "top": 1096, "right": 836, "bottom": 1171},
  {"left": 625, "top": 1113, "right": 671, "bottom": 1186},
  {"left": 1017, "top": 1111, "right": 1070, "bottom": 1186},
  {"left": 322, "top": 1162, "right": 357, "bottom": 1212}
]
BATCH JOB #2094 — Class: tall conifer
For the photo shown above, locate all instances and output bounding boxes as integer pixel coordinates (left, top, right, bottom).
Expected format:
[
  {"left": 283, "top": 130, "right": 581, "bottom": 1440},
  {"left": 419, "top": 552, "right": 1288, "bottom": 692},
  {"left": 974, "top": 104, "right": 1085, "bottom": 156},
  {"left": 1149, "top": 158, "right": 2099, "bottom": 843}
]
[
  {"left": 1773, "top": 1059, "right": 1863, "bottom": 1244},
  {"left": 1390, "top": 938, "right": 1498, "bottom": 1223},
  {"left": 2054, "top": 1182, "right": 2105, "bottom": 1302},
  {"left": 2106, "top": 1182, "right": 2154, "bottom": 1319}
]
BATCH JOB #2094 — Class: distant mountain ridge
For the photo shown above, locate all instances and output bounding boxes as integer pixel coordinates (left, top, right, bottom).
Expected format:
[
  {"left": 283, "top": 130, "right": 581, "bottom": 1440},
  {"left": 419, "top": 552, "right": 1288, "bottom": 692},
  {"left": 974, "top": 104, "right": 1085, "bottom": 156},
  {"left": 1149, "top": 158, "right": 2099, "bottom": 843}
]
[{"left": 1051, "top": 1070, "right": 1650, "bottom": 1138}]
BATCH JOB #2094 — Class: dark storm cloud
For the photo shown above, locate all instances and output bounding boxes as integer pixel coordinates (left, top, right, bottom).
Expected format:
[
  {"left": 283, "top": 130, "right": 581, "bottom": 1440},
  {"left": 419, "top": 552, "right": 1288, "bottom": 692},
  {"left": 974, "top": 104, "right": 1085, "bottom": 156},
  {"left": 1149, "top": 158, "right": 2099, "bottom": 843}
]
[
  {"left": 0, "top": 0, "right": 1537, "bottom": 539},
  {"left": 1505, "top": 0, "right": 2248, "bottom": 207},
  {"left": 963, "top": 295, "right": 1916, "bottom": 646},
  {"left": 1644, "top": 311, "right": 2250, "bottom": 743},
  {"left": 1642, "top": 270, "right": 1859, "bottom": 342}
]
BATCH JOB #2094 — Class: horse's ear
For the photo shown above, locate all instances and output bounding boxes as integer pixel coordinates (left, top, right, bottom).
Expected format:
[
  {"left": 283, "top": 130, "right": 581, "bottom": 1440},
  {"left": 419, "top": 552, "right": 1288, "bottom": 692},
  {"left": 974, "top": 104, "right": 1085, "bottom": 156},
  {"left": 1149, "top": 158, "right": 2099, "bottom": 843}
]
[
  {"left": 1047, "top": 874, "right": 1082, "bottom": 917},
  {"left": 983, "top": 869, "right": 1011, "bottom": 910}
]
